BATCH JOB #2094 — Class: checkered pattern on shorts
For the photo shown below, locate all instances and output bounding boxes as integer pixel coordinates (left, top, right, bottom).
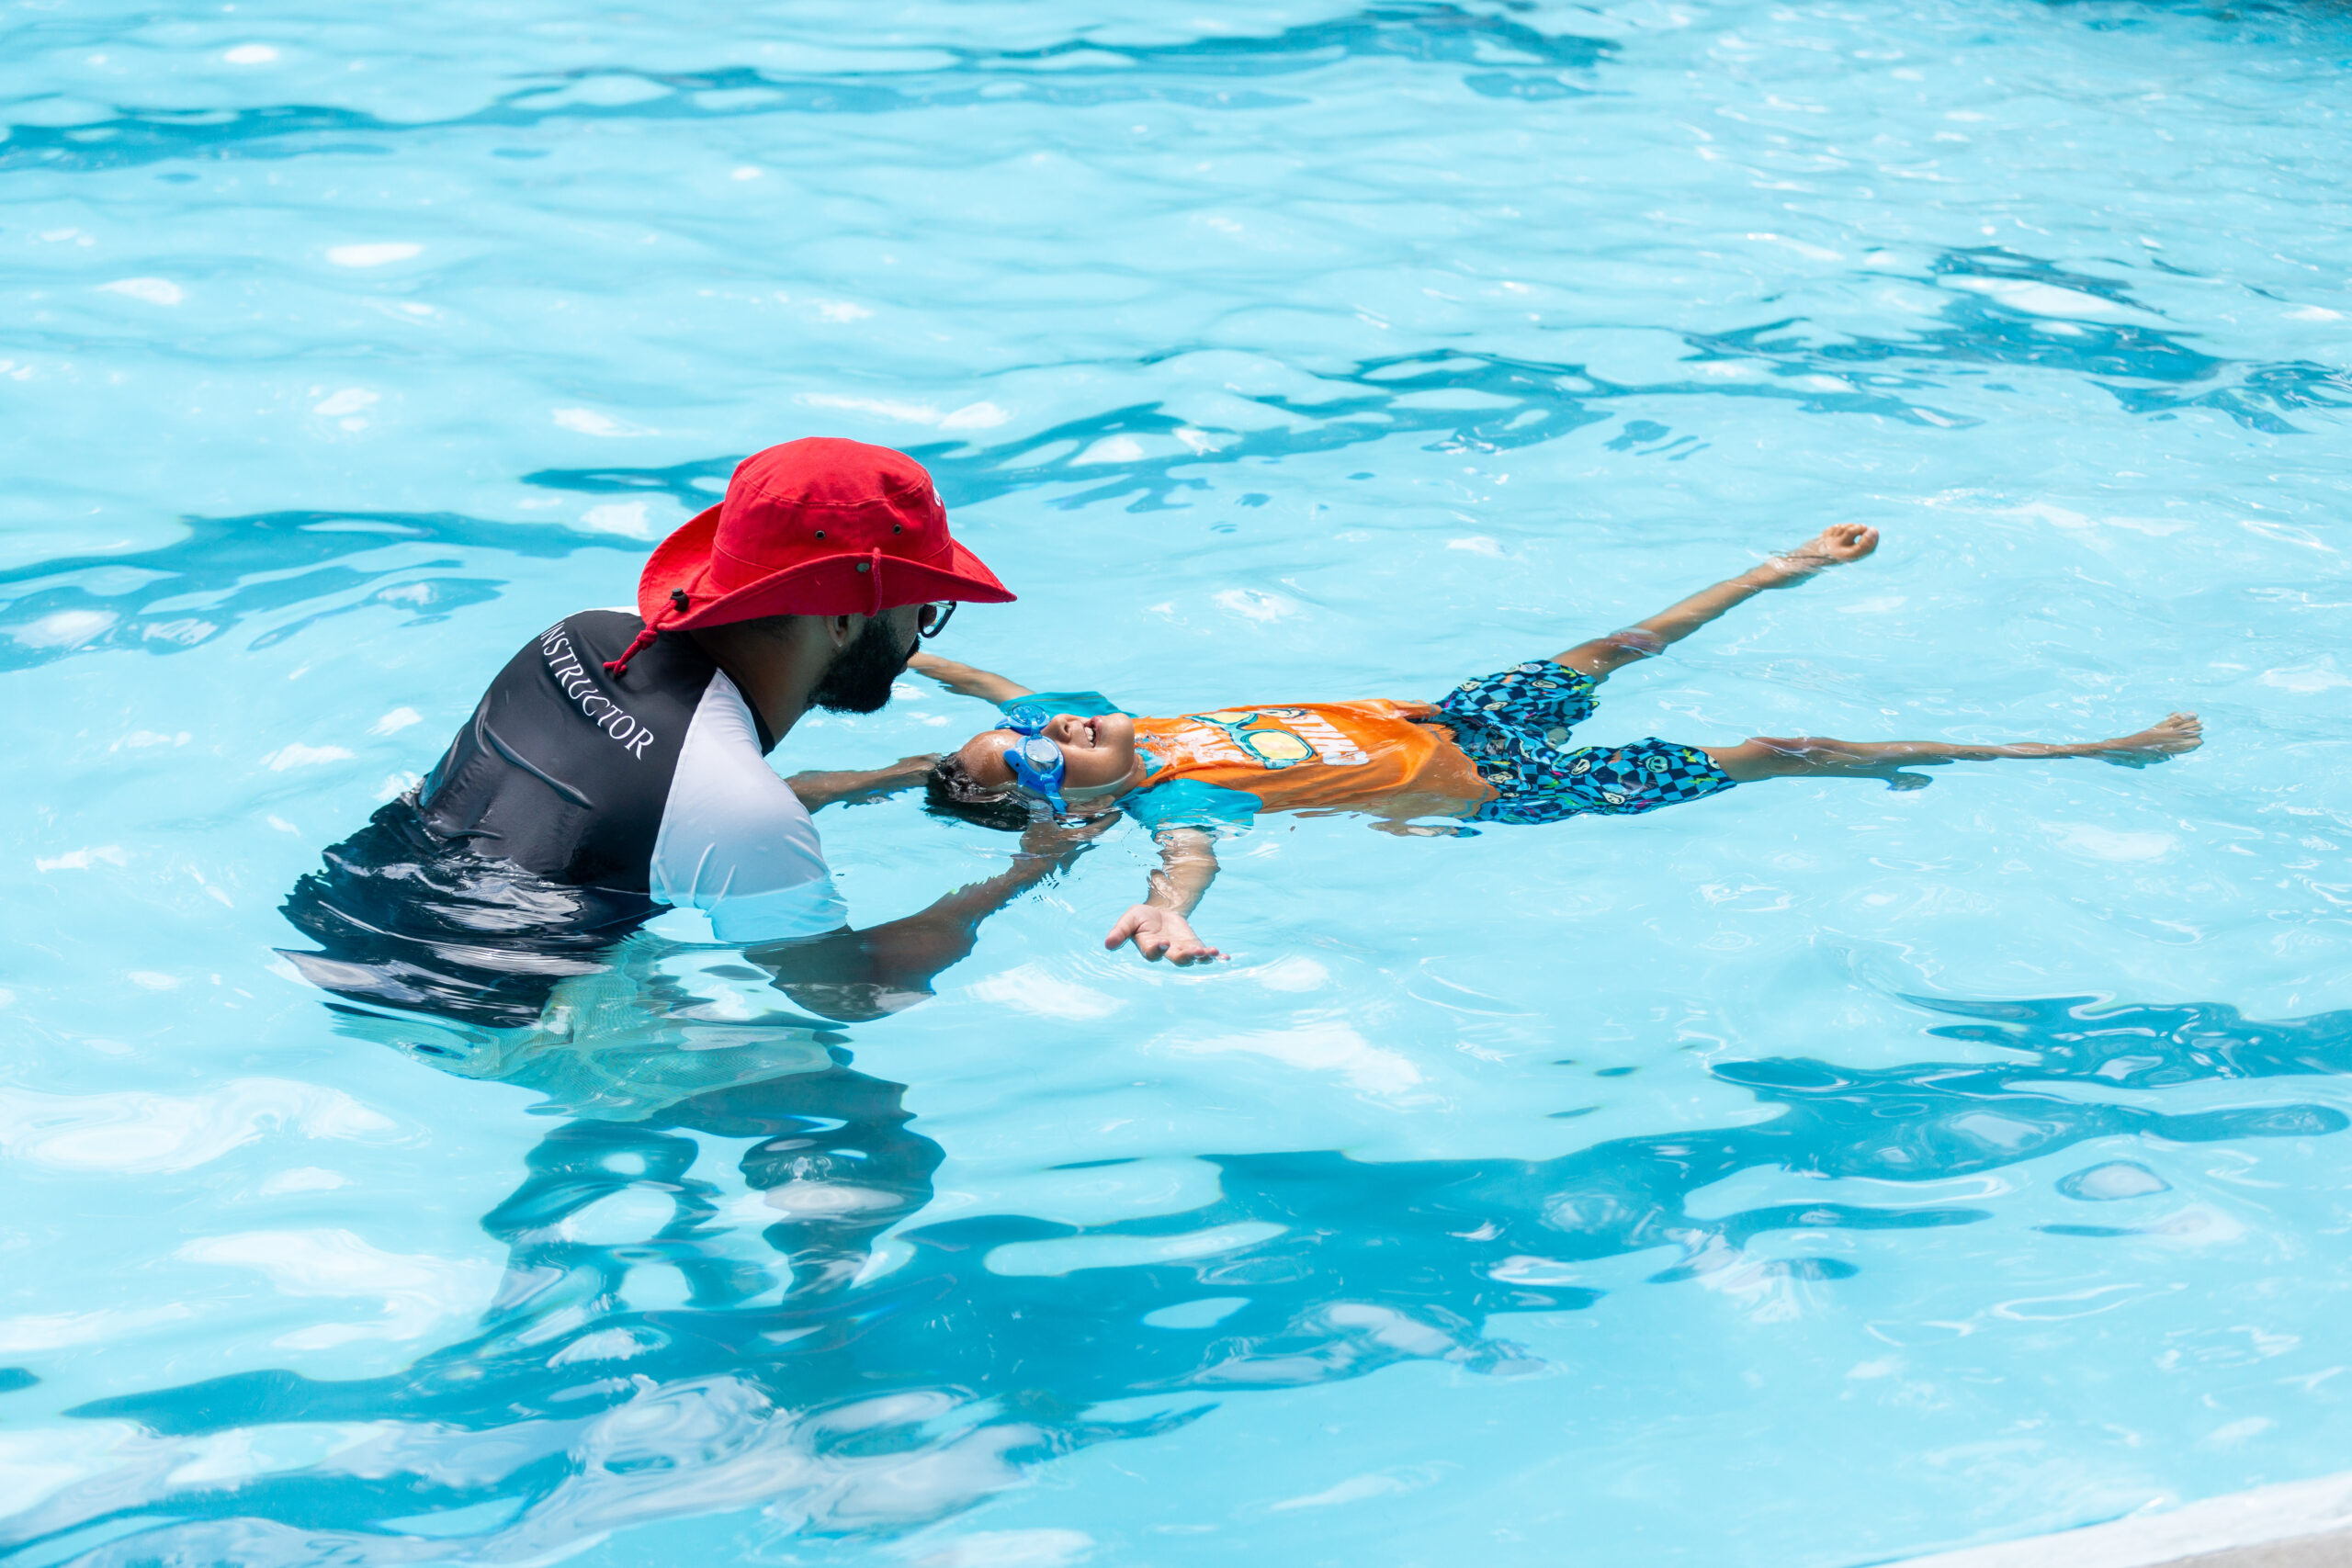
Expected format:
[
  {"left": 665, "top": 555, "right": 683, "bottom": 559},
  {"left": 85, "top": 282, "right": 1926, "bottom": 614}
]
[{"left": 1428, "top": 660, "right": 1736, "bottom": 827}]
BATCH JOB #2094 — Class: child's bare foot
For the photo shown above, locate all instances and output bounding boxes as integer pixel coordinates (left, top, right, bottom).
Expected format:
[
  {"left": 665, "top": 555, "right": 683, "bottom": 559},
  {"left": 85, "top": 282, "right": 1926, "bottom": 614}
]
[
  {"left": 2095, "top": 712, "right": 2203, "bottom": 767},
  {"left": 1756, "top": 523, "right": 1879, "bottom": 586}
]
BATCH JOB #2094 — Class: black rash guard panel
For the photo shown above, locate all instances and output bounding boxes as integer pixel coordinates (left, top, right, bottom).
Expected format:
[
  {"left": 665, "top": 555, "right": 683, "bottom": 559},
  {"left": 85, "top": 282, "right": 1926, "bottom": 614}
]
[
  {"left": 420, "top": 612, "right": 727, "bottom": 887},
  {"left": 282, "top": 610, "right": 844, "bottom": 1028}
]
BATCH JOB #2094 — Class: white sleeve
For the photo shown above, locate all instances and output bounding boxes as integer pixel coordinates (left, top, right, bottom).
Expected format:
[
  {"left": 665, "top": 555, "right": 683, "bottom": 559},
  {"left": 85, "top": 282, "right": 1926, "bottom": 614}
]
[{"left": 648, "top": 673, "right": 849, "bottom": 942}]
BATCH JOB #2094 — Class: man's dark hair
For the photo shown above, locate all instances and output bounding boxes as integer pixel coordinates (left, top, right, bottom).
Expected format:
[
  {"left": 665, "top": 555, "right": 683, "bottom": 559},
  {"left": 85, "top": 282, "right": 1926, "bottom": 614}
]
[{"left": 923, "top": 754, "right": 1033, "bottom": 832}]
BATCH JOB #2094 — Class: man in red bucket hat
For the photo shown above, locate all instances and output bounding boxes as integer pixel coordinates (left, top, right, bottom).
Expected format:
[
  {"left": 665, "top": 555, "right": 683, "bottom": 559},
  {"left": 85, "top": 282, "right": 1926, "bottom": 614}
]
[
  {"left": 600, "top": 435, "right": 1012, "bottom": 686},
  {"left": 282, "top": 438, "right": 1062, "bottom": 1029}
]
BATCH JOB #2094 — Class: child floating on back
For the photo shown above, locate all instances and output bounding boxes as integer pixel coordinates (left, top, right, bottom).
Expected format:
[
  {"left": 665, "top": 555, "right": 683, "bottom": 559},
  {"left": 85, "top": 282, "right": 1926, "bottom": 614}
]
[{"left": 914, "top": 526, "right": 2201, "bottom": 964}]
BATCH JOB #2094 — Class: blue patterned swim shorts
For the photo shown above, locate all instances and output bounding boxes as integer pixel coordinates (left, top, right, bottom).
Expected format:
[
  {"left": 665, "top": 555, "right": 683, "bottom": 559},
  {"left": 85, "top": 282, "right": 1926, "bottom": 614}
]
[{"left": 1429, "top": 660, "right": 1736, "bottom": 827}]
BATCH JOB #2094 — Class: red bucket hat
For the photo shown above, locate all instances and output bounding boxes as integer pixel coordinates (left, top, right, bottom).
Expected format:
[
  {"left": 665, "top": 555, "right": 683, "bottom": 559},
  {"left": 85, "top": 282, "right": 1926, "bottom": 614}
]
[{"left": 603, "top": 437, "right": 1013, "bottom": 675}]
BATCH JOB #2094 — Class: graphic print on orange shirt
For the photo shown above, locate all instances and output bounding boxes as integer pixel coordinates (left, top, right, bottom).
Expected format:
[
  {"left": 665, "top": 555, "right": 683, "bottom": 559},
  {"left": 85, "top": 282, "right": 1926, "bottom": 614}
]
[{"left": 1133, "top": 701, "right": 1494, "bottom": 816}]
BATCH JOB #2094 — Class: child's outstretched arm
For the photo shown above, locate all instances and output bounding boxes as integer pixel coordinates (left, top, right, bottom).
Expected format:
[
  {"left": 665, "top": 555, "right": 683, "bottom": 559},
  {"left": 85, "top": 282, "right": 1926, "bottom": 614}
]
[
  {"left": 908, "top": 650, "right": 1035, "bottom": 705},
  {"left": 792, "top": 649, "right": 1044, "bottom": 807},
  {"left": 1558, "top": 523, "right": 1879, "bottom": 681},
  {"left": 1104, "top": 828, "right": 1224, "bottom": 964}
]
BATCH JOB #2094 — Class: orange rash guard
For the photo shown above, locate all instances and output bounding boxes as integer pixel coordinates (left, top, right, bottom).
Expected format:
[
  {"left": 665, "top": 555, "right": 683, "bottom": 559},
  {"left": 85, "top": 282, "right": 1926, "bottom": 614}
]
[{"left": 1131, "top": 701, "right": 1497, "bottom": 820}]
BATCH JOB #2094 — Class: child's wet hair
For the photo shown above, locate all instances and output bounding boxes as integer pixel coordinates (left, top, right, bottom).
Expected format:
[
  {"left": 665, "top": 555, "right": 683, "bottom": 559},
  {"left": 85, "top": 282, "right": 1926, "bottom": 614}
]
[{"left": 924, "top": 753, "right": 1034, "bottom": 833}]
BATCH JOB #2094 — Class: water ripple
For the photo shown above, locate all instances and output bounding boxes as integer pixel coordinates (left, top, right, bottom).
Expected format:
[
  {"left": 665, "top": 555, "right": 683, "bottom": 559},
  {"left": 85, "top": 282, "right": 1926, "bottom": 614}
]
[
  {"left": 17, "top": 993, "right": 2346, "bottom": 1562},
  {"left": 0, "top": 5, "right": 1613, "bottom": 177},
  {"left": 6, "top": 233, "right": 2339, "bottom": 675},
  {"left": 0, "top": 510, "right": 631, "bottom": 673}
]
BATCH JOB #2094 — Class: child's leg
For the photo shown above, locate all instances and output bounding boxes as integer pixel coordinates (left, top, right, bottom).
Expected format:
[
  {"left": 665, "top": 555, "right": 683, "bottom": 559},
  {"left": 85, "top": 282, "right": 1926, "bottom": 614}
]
[
  {"left": 1557, "top": 523, "right": 1879, "bottom": 681},
  {"left": 1703, "top": 713, "right": 2202, "bottom": 784}
]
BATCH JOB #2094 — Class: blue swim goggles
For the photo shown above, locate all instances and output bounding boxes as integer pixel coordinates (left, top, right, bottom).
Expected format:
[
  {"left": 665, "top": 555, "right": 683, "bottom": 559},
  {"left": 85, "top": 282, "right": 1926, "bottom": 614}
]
[{"left": 998, "top": 704, "right": 1067, "bottom": 814}]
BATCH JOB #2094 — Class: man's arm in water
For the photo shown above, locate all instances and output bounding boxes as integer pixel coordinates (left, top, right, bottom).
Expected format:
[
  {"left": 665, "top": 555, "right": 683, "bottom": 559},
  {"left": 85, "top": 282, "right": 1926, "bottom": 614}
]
[
  {"left": 785, "top": 755, "right": 941, "bottom": 811},
  {"left": 746, "top": 818, "right": 1105, "bottom": 1021},
  {"left": 908, "top": 650, "right": 1034, "bottom": 705},
  {"left": 1556, "top": 522, "right": 1881, "bottom": 679},
  {"left": 1104, "top": 827, "right": 1224, "bottom": 964}
]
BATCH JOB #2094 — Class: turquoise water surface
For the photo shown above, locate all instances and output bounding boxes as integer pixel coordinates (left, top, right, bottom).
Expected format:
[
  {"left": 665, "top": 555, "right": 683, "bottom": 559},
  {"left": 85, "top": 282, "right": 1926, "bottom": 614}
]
[{"left": 4, "top": 2, "right": 2352, "bottom": 1564}]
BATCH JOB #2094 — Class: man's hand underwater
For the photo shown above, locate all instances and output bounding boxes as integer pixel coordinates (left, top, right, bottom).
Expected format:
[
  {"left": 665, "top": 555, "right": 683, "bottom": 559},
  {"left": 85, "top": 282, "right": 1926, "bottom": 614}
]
[
  {"left": 1105, "top": 905, "right": 1224, "bottom": 965},
  {"left": 1017, "top": 814, "right": 1116, "bottom": 868}
]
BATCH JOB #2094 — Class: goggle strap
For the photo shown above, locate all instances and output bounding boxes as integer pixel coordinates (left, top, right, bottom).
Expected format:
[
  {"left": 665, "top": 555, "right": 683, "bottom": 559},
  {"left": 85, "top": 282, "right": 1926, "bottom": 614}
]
[{"left": 1003, "top": 735, "right": 1068, "bottom": 813}]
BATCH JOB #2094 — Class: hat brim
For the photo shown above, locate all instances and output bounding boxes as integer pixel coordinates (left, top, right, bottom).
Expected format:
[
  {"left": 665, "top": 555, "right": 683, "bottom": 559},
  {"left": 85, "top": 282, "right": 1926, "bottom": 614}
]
[{"left": 637, "top": 503, "right": 1016, "bottom": 628}]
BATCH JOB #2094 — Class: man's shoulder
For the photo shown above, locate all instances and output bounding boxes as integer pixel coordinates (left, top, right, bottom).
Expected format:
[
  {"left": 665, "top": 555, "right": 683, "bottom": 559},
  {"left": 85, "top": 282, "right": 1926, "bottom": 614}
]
[
  {"left": 515, "top": 611, "right": 717, "bottom": 694},
  {"left": 506, "top": 608, "right": 635, "bottom": 667},
  {"left": 534, "top": 606, "right": 642, "bottom": 649}
]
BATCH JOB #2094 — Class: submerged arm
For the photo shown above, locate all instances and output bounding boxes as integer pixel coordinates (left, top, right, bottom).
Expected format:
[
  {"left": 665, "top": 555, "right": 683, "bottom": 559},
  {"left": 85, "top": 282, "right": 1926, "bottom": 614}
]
[
  {"left": 1558, "top": 523, "right": 1880, "bottom": 681},
  {"left": 1104, "top": 828, "right": 1224, "bottom": 964},
  {"left": 786, "top": 754, "right": 939, "bottom": 812},
  {"left": 908, "top": 651, "right": 1034, "bottom": 705},
  {"left": 747, "top": 820, "right": 1105, "bottom": 1021}
]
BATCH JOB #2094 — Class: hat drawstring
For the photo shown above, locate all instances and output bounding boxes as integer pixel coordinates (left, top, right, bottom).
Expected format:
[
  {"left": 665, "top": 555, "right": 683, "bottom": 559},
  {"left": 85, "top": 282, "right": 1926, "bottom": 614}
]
[
  {"left": 605, "top": 589, "right": 691, "bottom": 676},
  {"left": 867, "top": 548, "right": 882, "bottom": 616},
  {"left": 603, "top": 625, "right": 660, "bottom": 678}
]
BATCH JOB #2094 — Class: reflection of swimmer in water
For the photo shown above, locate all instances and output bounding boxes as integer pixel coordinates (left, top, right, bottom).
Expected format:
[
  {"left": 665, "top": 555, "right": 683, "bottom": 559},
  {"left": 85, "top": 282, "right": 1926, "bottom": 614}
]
[
  {"left": 67, "top": 992, "right": 2343, "bottom": 1562},
  {"left": 915, "top": 525, "right": 2203, "bottom": 964},
  {"left": 288, "top": 807, "right": 1102, "bottom": 1089},
  {"left": 485, "top": 1062, "right": 945, "bottom": 1312},
  {"left": 313, "top": 819, "right": 1097, "bottom": 1128}
]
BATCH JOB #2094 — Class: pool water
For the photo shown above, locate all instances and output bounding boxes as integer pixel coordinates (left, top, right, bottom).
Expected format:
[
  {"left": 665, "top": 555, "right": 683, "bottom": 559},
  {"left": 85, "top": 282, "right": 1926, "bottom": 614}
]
[{"left": 5, "top": 1, "right": 2352, "bottom": 1563}]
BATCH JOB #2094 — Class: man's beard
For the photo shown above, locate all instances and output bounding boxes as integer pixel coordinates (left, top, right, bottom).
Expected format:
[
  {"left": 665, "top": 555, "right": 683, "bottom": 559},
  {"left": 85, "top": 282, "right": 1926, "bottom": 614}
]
[{"left": 808, "top": 619, "right": 914, "bottom": 715}]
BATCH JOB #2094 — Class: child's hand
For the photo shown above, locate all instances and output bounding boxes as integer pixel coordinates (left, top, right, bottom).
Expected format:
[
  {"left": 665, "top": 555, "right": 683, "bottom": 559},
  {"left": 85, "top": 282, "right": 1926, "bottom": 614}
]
[
  {"left": 1105, "top": 905, "right": 1224, "bottom": 965},
  {"left": 1758, "top": 523, "right": 1880, "bottom": 585}
]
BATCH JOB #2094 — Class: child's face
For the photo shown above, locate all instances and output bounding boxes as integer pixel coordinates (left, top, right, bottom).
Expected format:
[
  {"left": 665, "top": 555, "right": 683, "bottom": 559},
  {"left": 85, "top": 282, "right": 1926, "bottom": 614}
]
[{"left": 956, "top": 711, "right": 1140, "bottom": 798}]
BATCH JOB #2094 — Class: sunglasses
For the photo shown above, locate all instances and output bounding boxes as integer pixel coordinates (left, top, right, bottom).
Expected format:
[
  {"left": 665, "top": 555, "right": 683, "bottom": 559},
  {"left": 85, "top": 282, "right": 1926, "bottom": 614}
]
[{"left": 916, "top": 601, "right": 957, "bottom": 639}]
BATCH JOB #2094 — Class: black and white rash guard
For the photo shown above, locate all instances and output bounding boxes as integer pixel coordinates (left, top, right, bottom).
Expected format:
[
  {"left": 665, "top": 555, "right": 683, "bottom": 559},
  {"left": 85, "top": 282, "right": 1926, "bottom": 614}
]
[
  {"left": 415, "top": 610, "right": 844, "bottom": 940},
  {"left": 282, "top": 611, "right": 843, "bottom": 1029}
]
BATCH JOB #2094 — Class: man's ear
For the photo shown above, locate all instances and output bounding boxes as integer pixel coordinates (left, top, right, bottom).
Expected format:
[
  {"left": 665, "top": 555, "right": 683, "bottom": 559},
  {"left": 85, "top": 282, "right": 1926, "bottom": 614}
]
[{"left": 826, "top": 614, "right": 857, "bottom": 649}]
